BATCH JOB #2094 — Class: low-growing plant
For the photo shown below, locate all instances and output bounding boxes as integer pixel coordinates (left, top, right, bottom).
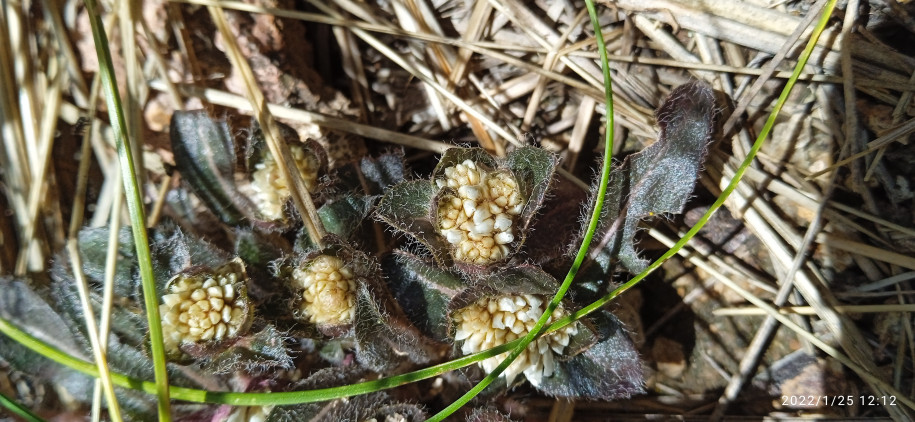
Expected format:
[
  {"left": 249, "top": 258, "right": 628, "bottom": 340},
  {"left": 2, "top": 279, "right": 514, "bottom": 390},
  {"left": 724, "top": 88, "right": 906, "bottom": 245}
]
[
  {"left": 0, "top": 0, "right": 842, "bottom": 419},
  {"left": 0, "top": 80, "right": 716, "bottom": 420}
]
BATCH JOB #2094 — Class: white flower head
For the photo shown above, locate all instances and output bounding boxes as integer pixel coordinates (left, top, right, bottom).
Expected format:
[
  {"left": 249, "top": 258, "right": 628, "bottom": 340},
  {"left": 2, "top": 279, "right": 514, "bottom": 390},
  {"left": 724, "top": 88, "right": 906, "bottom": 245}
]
[
  {"left": 292, "top": 254, "right": 358, "bottom": 325},
  {"left": 247, "top": 144, "right": 321, "bottom": 221},
  {"left": 452, "top": 293, "right": 578, "bottom": 386},
  {"left": 160, "top": 258, "right": 251, "bottom": 356},
  {"left": 436, "top": 160, "right": 524, "bottom": 265}
]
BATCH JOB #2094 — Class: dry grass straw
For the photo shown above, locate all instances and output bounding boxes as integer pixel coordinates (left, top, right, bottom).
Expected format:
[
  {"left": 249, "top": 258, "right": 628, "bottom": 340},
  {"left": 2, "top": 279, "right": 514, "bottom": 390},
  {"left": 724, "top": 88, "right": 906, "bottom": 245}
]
[{"left": 207, "top": 3, "right": 326, "bottom": 246}]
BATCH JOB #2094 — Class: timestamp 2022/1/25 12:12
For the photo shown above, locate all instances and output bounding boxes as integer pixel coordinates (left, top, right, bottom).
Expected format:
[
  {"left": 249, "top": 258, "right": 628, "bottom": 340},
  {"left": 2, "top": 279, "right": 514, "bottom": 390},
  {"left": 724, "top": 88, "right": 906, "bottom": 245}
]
[{"left": 781, "top": 395, "right": 897, "bottom": 407}]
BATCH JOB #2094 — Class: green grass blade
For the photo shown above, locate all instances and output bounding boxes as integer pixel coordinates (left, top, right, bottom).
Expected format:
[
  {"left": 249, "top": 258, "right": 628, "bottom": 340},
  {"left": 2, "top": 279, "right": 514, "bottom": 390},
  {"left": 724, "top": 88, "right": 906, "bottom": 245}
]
[
  {"left": 0, "top": 391, "right": 45, "bottom": 422},
  {"left": 81, "top": 0, "right": 172, "bottom": 419},
  {"left": 428, "top": 0, "right": 617, "bottom": 419},
  {"left": 0, "top": 313, "right": 522, "bottom": 405}
]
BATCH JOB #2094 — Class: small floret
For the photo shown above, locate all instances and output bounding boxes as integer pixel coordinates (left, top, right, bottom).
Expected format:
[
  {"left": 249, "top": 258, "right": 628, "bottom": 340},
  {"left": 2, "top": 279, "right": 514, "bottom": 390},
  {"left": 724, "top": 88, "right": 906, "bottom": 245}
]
[{"left": 248, "top": 144, "right": 320, "bottom": 221}]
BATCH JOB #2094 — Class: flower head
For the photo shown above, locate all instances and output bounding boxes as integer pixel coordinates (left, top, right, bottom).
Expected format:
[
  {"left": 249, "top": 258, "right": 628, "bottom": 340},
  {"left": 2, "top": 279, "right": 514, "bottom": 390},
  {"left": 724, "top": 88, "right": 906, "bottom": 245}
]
[
  {"left": 291, "top": 254, "right": 358, "bottom": 325},
  {"left": 436, "top": 160, "right": 524, "bottom": 265},
  {"left": 160, "top": 258, "right": 251, "bottom": 357},
  {"left": 247, "top": 144, "right": 321, "bottom": 221},
  {"left": 452, "top": 293, "right": 578, "bottom": 386}
]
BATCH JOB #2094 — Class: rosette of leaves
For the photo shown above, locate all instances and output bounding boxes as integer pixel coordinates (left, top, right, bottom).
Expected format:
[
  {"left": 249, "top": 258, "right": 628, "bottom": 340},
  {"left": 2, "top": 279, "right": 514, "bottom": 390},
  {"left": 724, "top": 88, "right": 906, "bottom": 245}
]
[
  {"left": 383, "top": 252, "right": 643, "bottom": 399},
  {"left": 277, "top": 239, "right": 443, "bottom": 371},
  {"left": 377, "top": 146, "right": 558, "bottom": 270},
  {"left": 170, "top": 110, "right": 327, "bottom": 229}
]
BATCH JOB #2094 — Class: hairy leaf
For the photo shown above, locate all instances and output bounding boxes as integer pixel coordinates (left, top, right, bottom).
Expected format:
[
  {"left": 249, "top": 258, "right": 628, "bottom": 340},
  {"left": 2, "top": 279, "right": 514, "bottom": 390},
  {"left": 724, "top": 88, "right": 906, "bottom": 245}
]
[
  {"left": 262, "top": 366, "right": 380, "bottom": 422},
  {"left": 353, "top": 282, "right": 440, "bottom": 371},
  {"left": 504, "top": 146, "right": 560, "bottom": 233},
  {"left": 194, "top": 325, "right": 294, "bottom": 375},
  {"left": 77, "top": 226, "right": 138, "bottom": 299},
  {"left": 318, "top": 195, "right": 374, "bottom": 240},
  {"left": 466, "top": 407, "right": 515, "bottom": 422},
  {"left": 265, "top": 391, "right": 425, "bottom": 422},
  {"left": 378, "top": 146, "right": 558, "bottom": 269},
  {"left": 382, "top": 252, "right": 465, "bottom": 341},
  {"left": 360, "top": 152, "right": 406, "bottom": 194},
  {"left": 376, "top": 179, "right": 449, "bottom": 260},
  {"left": 587, "top": 81, "right": 716, "bottom": 274},
  {"left": 150, "top": 224, "right": 234, "bottom": 291},
  {"left": 171, "top": 110, "right": 247, "bottom": 225},
  {"left": 536, "top": 310, "right": 644, "bottom": 400},
  {"left": 0, "top": 278, "right": 87, "bottom": 364}
]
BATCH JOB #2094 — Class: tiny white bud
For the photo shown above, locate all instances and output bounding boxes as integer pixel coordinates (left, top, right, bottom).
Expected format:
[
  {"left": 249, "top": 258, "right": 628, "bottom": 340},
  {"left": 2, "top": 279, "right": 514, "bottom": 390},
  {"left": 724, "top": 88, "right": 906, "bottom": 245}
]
[{"left": 495, "top": 231, "right": 514, "bottom": 245}]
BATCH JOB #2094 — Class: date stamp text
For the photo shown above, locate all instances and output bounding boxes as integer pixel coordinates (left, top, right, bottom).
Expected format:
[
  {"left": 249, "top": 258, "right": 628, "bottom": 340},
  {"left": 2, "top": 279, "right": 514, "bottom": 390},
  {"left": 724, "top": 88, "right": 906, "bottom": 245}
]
[{"left": 780, "top": 395, "right": 897, "bottom": 408}]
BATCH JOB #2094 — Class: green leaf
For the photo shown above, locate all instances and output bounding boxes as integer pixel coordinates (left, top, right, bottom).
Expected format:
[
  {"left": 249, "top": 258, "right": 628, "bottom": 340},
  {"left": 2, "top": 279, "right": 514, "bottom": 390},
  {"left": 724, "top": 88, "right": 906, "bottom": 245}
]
[
  {"left": 192, "top": 325, "right": 293, "bottom": 375},
  {"left": 589, "top": 81, "right": 716, "bottom": 274},
  {"left": 150, "top": 224, "right": 234, "bottom": 291},
  {"left": 234, "top": 227, "right": 288, "bottom": 269},
  {"left": 505, "top": 146, "right": 560, "bottom": 230},
  {"left": 318, "top": 195, "right": 374, "bottom": 240},
  {"left": 170, "top": 110, "right": 248, "bottom": 225},
  {"left": 77, "top": 226, "right": 138, "bottom": 299},
  {"left": 0, "top": 278, "right": 87, "bottom": 365},
  {"left": 0, "top": 278, "right": 172, "bottom": 419}
]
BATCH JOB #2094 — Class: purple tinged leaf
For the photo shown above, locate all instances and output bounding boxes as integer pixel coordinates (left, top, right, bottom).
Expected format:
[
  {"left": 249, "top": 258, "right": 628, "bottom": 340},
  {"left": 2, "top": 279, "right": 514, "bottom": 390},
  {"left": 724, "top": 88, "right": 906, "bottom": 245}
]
[
  {"left": 587, "top": 81, "right": 717, "bottom": 274},
  {"left": 535, "top": 310, "right": 644, "bottom": 400},
  {"left": 353, "top": 281, "right": 445, "bottom": 371},
  {"left": 466, "top": 408, "right": 515, "bottom": 422},
  {"left": 0, "top": 278, "right": 86, "bottom": 362},
  {"left": 190, "top": 325, "right": 294, "bottom": 375},
  {"left": 376, "top": 179, "right": 450, "bottom": 262},
  {"left": 170, "top": 111, "right": 249, "bottom": 225},
  {"left": 382, "top": 252, "right": 465, "bottom": 341}
]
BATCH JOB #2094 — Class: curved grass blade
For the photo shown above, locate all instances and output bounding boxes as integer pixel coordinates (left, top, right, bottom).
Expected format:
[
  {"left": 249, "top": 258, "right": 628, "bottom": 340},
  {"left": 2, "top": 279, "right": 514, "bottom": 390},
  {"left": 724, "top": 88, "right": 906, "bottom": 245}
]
[
  {"left": 0, "top": 313, "right": 519, "bottom": 405},
  {"left": 81, "top": 0, "right": 171, "bottom": 419},
  {"left": 0, "top": 392, "right": 45, "bottom": 422}
]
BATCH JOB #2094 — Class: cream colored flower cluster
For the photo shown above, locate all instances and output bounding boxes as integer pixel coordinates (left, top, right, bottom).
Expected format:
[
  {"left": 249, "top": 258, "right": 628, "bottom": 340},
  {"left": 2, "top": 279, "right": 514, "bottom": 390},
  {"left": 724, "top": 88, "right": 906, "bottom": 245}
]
[
  {"left": 436, "top": 160, "right": 524, "bottom": 264},
  {"left": 160, "top": 265, "right": 248, "bottom": 354},
  {"left": 292, "top": 255, "right": 357, "bottom": 325},
  {"left": 248, "top": 145, "right": 320, "bottom": 221},
  {"left": 452, "top": 293, "right": 577, "bottom": 386}
]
